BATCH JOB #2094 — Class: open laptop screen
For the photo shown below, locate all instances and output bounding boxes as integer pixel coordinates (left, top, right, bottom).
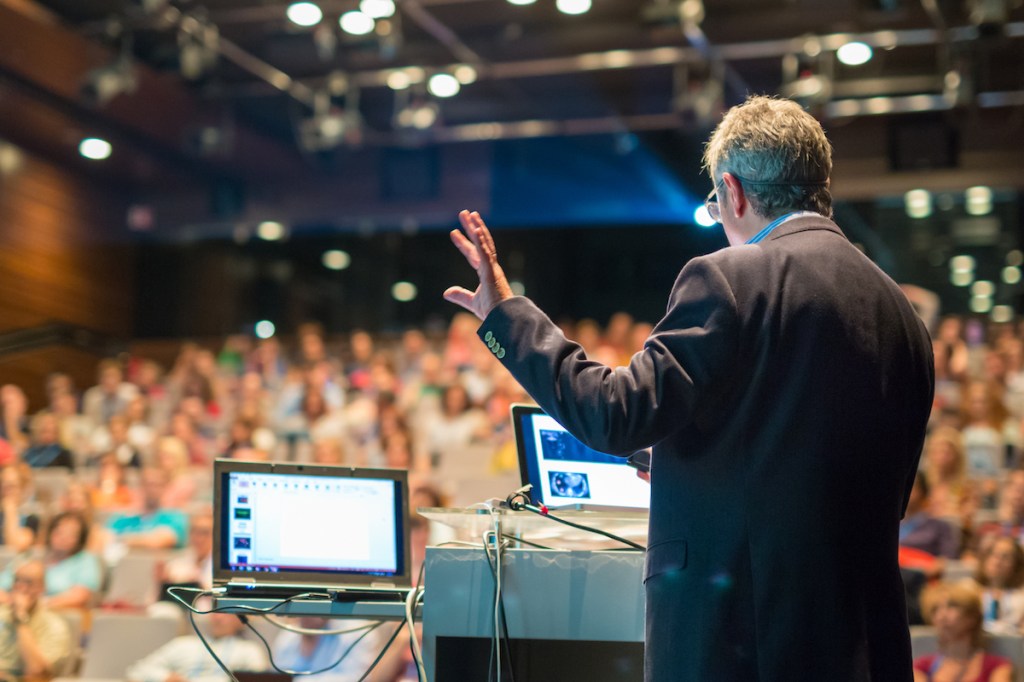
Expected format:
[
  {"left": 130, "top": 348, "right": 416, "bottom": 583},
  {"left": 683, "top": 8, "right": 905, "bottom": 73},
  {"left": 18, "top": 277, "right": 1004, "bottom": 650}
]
[
  {"left": 213, "top": 460, "right": 410, "bottom": 589},
  {"left": 511, "top": 405, "right": 650, "bottom": 510}
]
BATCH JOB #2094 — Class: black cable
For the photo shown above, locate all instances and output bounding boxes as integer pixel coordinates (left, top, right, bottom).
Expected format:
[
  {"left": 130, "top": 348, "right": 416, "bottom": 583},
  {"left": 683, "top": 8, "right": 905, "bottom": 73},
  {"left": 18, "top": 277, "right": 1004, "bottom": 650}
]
[
  {"left": 356, "top": 621, "right": 406, "bottom": 682},
  {"left": 243, "top": 615, "right": 383, "bottom": 676},
  {"left": 511, "top": 502, "right": 646, "bottom": 551},
  {"left": 500, "top": 533, "right": 557, "bottom": 550}
]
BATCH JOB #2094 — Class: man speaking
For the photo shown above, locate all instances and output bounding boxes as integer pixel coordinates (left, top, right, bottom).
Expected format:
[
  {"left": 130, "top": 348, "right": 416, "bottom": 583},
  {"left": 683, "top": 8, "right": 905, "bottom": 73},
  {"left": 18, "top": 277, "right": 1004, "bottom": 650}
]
[{"left": 445, "top": 95, "right": 934, "bottom": 680}]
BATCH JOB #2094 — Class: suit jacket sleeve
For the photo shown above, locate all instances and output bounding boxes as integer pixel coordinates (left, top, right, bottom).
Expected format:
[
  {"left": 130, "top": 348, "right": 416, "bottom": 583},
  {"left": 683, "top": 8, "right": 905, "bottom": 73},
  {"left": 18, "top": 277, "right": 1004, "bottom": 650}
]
[{"left": 479, "top": 256, "right": 741, "bottom": 454}]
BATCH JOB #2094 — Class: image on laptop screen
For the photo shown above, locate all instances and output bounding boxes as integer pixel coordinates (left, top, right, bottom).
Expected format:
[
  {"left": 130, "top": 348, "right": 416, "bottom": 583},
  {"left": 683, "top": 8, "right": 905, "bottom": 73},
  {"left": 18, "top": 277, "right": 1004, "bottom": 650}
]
[
  {"left": 213, "top": 460, "right": 410, "bottom": 590},
  {"left": 511, "top": 405, "right": 650, "bottom": 510}
]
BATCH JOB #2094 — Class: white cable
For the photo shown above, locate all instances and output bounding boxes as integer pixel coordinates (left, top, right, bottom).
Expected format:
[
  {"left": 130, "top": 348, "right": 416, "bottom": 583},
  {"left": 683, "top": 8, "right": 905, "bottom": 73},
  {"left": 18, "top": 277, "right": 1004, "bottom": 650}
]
[
  {"left": 491, "top": 509, "right": 503, "bottom": 682},
  {"left": 261, "top": 613, "right": 379, "bottom": 636},
  {"left": 405, "top": 585, "right": 427, "bottom": 681}
]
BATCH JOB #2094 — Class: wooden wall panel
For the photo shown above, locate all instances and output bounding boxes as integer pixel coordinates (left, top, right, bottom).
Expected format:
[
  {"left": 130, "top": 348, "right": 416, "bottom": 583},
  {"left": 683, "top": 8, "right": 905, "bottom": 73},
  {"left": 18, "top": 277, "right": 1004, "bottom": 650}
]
[{"left": 0, "top": 142, "right": 135, "bottom": 409}]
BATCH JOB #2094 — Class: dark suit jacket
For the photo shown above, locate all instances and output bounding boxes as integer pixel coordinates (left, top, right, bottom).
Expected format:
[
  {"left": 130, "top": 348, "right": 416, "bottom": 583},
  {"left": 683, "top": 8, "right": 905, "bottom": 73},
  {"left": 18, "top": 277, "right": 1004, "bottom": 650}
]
[{"left": 478, "top": 215, "right": 934, "bottom": 681}]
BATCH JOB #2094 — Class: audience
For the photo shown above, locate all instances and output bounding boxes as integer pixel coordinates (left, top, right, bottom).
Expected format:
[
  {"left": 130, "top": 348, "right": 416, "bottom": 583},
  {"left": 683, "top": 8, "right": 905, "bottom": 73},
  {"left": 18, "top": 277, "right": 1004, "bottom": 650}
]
[
  {"left": 269, "top": 617, "right": 383, "bottom": 679},
  {"left": 914, "top": 581, "right": 1013, "bottom": 682},
  {"left": 18, "top": 312, "right": 1024, "bottom": 677}
]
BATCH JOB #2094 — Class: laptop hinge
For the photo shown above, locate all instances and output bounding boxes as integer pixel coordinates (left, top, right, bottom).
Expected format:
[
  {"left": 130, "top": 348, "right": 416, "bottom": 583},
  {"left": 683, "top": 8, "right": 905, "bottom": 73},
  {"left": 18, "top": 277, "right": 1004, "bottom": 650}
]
[{"left": 230, "top": 578, "right": 257, "bottom": 587}]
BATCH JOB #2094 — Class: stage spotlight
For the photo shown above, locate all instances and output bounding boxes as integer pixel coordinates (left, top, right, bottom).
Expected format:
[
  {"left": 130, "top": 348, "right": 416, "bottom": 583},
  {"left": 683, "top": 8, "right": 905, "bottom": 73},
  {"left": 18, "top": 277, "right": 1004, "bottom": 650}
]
[
  {"left": 322, "top": 250, "right": 351, "bottom": 270},
  {"left": 387, "top": 71, "right": 411, "bottom": 90},
  {"left": 508, "top": 0, "right": 537, "bottom": 4},
  {"left": 836, "top": 41, "right": 872, "bottom": 66},
  {"left": 428, "top": 73, "right": 460, "bottom": 98},
  {"left": 340, "top": 11, "right": 375, "bottom": 35},
  {"left": 972, "top": 281, "right": 995, "bottom": 297},
  {"left": 965, "top": 186, "right": 993, "bottom": 216},
  {"left": 257, "top": 221, "right": 285, "bottom": 241},
  {"left": 904, "top": 189, "right": 932, "bottom": 219},
  {"left": 79, "top": 137, "right": 112, "bottom": 160},
  {"left": 255, "top": 320, "right": 276, "bottom": 339},
  {"left": 556, "top": 0, "right": 592, "bottom": 14},
  {"left": 1002, "top": 267, "right": 1021, "bottom": 285},
  {"left": 395, "top": 100, "right": 439, "bottom": 130},
  {"left": 970, "top": 296, "right": 993, "bottom": 314},
  {"left": 950, "top": 255, "right": 975, "bottom": 273},
  {"left": 992, "top": 306, "right": 1014, "bottom": 323},
  {"left": 510, "top": 280, "right": 526, "bottom": 296},
  {"left": 693, "top": 205, "right": 716, "bottom": 227},
  {"left": 287, "top": 2, "right": 323, "bottom": 26},
  {"left": 454, "top": 65, "right": 478, "bottom": 85},
  {"left": 950, "top": 270, "right": 973, "bottom": 287},
  {"left": 360, "top": 0, "right": 395, "bottom": 19},
  {"left": 391, "top": 281, "right": 418, "bottom": 302}
]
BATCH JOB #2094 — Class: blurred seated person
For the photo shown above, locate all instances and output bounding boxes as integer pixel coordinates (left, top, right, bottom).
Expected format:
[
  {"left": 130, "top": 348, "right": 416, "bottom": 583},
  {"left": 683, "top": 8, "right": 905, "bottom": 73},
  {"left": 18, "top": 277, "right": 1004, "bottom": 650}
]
[
  {"left": 89, "top": 414, "right": 143, "bottom": 468},
  {"left": 974, "top": 536, "right": 1024, "bottom": 635},
  {"left": 153, "top": 436, "right": 196, "bottom": 509},
  {"left": 0, "top": 465, "right": 37, "bottom": 552},
  {"left": 973, "top": 470, "right": 1024, "bottom": 556},
  {"left": 82, "top": 359, "right": 138, "bottom": 428},
  {"left": 20, "top": 412, "right": 73, "bottom": 469},
  {"left": 125, "top": 611, "right": 268, "bottom": 682},
  {"left": 161, "top": 509, "right": 213, "bottom": 591},
  {"left": 57, "top": 481, "right": 110, "bottom": 554},
  {"left": 270, "top": 617, "right": 383, "bottom": 680},
  {"left": 914, "top": 581, "right": 1013, "bottom": 682},
  {"left": 924, "top": 426, "right": 977, "bottom": 520},
  {"left": 106, "top": 467, "right": 188, "bottom": 550},
  {"left": 0, "top": 559, "right": 72, "bottom": 679},
  {"left": 901, "top": 473, "right": 959, "bottom": 572},
  {"left": 312, "top": 437, "right": 347, "bottom": 466},
  {"left": 0, "top": 511, "right": 102, "bottom": 610},
  {"left": 0, "top": 385, "right": 29, "bottom": 454},
  {"left": 91, "top": 452, "right": 140, "bottom": 510}
]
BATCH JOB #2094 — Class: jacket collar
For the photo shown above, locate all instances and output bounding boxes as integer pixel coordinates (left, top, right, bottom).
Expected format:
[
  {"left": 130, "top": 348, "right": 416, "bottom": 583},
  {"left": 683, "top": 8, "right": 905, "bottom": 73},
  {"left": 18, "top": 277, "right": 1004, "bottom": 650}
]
[{"left": 762, "top": 214, "right": 846, "bottom": 242}]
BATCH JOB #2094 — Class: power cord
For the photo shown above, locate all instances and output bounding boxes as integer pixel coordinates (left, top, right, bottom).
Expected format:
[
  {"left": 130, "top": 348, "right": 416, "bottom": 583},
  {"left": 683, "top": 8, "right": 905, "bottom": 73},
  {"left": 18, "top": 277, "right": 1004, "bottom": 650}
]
[
  {"left": 483, "top": 527, "right": 516, "bottom": 682},
  {"left": 166, "top": 586, "right": 411, "bottom": 681},
  {"left": 504, "top": 486, "right": 646, "bottom": 551}
]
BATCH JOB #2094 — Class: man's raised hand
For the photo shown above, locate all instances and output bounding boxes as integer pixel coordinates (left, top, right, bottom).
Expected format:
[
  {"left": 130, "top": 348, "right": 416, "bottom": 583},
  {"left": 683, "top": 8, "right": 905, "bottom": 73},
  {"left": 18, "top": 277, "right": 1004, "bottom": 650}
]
[{"left": 443, "top": 210, "right": 514, "bottom": 321}]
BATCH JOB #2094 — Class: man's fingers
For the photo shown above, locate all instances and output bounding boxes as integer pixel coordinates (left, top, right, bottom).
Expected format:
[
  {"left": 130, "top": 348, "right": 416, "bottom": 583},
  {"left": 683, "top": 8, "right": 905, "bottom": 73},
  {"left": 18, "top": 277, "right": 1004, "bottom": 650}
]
[
  {"left": 443, "top": 286, "right": 477, "bottom": 314},
  {"left": 449, "top": 229, "right": 481, "bottom": 269}
]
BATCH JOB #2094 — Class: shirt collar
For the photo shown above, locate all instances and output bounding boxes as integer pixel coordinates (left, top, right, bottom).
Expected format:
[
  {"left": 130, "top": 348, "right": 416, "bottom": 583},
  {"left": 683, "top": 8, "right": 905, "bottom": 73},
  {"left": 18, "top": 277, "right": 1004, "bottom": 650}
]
[{"left": 745, "top": 211, "right": 821, "bottom": 245}]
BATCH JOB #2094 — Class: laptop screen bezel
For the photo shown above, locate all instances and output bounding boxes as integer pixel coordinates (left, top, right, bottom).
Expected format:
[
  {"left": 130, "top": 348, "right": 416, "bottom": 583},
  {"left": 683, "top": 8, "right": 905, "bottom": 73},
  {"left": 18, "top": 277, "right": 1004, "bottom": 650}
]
[{"left": 212, "top": 459, "right": 412, "bottom": 589}]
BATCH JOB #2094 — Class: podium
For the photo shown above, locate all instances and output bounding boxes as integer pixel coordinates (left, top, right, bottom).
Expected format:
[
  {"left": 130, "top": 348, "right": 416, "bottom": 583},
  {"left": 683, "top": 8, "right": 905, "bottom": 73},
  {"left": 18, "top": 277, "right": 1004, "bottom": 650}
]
[{"left": 422, "top": 508, "right": 648, "bottom": 681}]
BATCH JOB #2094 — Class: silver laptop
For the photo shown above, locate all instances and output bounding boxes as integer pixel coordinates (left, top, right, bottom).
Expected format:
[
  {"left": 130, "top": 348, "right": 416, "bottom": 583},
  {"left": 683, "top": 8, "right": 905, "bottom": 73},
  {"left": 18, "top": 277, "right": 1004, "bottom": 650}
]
[
  {"left": 510, "top": 404, "right": 650, "bottom": 512},
  {"left": 212, "top": 459, "right": 412, "bottom": 600}
]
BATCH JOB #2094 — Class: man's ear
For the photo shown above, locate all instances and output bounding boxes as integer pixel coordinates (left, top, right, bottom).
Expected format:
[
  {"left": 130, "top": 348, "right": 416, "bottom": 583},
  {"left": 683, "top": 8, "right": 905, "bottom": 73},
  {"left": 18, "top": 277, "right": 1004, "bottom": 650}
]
[{"left": 721, "top": 172, "right": 746, "bottom": 219}]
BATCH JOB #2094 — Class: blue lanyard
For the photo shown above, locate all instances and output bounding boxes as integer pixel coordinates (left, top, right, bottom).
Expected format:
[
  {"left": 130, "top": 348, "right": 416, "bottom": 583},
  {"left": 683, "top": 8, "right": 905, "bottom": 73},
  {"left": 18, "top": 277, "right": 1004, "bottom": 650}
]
[{"left": 745, "top": 211, "right": 818, "bottom": 244}]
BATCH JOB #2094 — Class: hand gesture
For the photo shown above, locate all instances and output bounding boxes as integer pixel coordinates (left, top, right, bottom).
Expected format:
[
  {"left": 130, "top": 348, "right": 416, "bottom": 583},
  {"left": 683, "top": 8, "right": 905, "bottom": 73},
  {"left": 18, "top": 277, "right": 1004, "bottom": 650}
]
[{"left": 443, "top": 210, "right": 514, "bottom": 321}]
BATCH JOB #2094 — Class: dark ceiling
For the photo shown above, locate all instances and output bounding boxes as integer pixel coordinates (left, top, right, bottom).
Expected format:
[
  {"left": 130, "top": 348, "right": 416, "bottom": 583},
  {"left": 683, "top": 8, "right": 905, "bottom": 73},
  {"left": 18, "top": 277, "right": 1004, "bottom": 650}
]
[{"left": 24, "top": 0, "right": 1024, "bottom": 153}]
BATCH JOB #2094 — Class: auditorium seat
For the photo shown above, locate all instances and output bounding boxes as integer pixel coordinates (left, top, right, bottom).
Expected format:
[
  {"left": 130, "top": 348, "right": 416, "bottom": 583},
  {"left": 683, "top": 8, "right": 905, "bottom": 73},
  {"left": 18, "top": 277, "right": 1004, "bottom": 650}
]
[
  {"left": 102, "top": 551, "right": 168, "bottom": 607},
  {"left": 941, "top": 560, "right": 977, "bottom": 583},
  {"left": 79, "top": 612, "right": 180, "bottom": 678}
]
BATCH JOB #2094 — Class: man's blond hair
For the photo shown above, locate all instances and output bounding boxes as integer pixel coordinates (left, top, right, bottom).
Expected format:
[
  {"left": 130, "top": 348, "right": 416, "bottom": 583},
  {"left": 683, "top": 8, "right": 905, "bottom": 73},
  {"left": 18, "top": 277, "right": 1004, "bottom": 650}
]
[{"left": 703, "top": 95, "right": 833, "bottom": 219}]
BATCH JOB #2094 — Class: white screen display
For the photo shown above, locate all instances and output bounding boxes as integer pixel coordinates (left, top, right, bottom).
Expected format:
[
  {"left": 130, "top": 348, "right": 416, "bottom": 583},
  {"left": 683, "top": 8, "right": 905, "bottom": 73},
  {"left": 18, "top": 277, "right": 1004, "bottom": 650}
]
[
  {"left": 225, "top": 471, "right": 401, "bottom": 577},
  {"left": 528, "top": 414, "right": 650, "bottom": 509}
]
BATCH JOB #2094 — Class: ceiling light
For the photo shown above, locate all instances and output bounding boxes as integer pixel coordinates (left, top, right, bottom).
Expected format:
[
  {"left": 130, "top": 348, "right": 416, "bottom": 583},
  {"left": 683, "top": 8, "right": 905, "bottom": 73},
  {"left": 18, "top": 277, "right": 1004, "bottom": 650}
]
[
  {"left": 971, "top": 281, "right": 995, "bottom": 297},
  {"left": 387, "top": 71, "right": 411, "bottom": 90},
  {"left": 556, "top": 0, "right": 592, "bottom": 14},
  {"left": 992, "top": 306, "right": 1015, "bottom": 323},
  {"left": 950, "top": 271, "right": 973, "bottom": 287},
  {"left": 396, "top": 101, "right": 439, "bottom": 130},
  {"left": 255, "top": 320, "right": 276, "bottom": 339},
  {"left": 510, "top": 281, "right": 526, "bottom": 296},
  {"left": 507, "top": 0, "right": 537, "bottom": 5},
  {"left": 454, "top": 65, "right": 478, "bottom": 85},
  {"left": 1004, "top": 267, "right": 1022, "bottom": 285},
  {"left": 1008, "top": 250, "right": 1024, "bottom": 267},
  {"left": 970, "top": 296, "right": 993, "bottom": 314},
  {"left": 322, "top": 250, "right": 351, "bottom": 271},
  {"left": 339, "top": 11, "right": 375, "bottom": 35},
  {"left": 950, "top": 255, "right": 975, "bottom": 273},
  {"left": 257, "top": 221, "right": 285, "bottom": 241},
  {"left": 836, "top": 41, "right": 873, "bottom": 66},
  {"left": 79, "top": 137, "right": 112, "bottom": 160},
  {"left": 965, "top": 186, "right": 993, "bottom": 216},
  {"left": 693, "top": 205, "right": 716, "bottom": 227},
  {"left": 287, "top": 2, "right": 323, "bottom": 26},
  {"left": 391, "top": 281, "right": 418, "bottom": 302},
  {"left": 360, "top": 0, "right": 395, "bottom": 19},
  {"left": 428, "top": 73, "right": 460, "bottom": 98},
  {"left": 904, "top": 189, "right": 932, "bottom": 219}
]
